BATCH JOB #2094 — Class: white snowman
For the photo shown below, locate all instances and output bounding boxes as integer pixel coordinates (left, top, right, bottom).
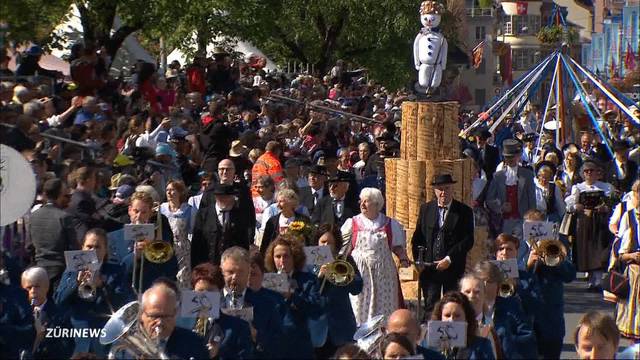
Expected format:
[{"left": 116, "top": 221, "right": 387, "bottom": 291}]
[{"left": 413, "top": 0, "right": 448, "bottom": 94}]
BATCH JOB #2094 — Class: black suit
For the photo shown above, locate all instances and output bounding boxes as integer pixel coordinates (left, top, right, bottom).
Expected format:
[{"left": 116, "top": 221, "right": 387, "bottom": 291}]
[
  {"left": 311, "top": 196, "right": 358, "bottom": 227},
  {"left": 200, "top": 180, "right": 256, "bottom": 241},
  {"left": 260, "top": 212, "right": 311, "bottom": 255},
  {"left": 477, "top": 144, "right": 500, "bottom": 181},
  {"left": 607, "top": 159, "right": 638, "bottom": 193},
  {"left": 29, "top": 203, "right": 79, "bottom": 283},
  {"left": 192, "top": 202, "right": 253, "bottom": 266},
  {"left": 298, "top": 186, "right": 328, "bottom": 215},
  {"left": 67, "top": 190, "right": 99, "bottom": 245},
  {"left": 411, "top": 200, "right": 474, "bottom": 313}
]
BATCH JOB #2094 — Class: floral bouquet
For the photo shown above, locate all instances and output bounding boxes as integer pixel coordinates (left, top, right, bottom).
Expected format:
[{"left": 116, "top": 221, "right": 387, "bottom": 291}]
[{"left": 287, "top": 221, "right": 315, "bottom": 245}]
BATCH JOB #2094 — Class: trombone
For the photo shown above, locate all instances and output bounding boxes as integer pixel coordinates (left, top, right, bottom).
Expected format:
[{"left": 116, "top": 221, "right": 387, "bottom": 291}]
[
  {"left": 131, "top": 203, "right": 174, "bottom": 297},
  {"left": 527, "top": 236, "right": 566, "bottom": 267}
]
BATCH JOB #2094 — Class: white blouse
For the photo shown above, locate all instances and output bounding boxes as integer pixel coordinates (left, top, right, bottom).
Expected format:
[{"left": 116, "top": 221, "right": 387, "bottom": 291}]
[{"left": 340, "top": 213, "right": 406, "bottom": 248}]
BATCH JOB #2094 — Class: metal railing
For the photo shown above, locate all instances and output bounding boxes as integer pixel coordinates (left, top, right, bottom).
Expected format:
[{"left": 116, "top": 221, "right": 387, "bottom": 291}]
[{"left": 466, "top": 7, "right": 495, "bottom": 17}]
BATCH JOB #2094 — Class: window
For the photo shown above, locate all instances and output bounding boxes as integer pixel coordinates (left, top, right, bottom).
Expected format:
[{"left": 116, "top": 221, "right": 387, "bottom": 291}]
[
  {"left": 504, "top": 21, "right": 513, "bottom": 35},
  {"left": 529, "top": 15, "right": 541, "bottom": 33},
  {"left": 512, "top": 48, "right": 539, "bottom": 70},
  {"left": 475, "top": 26, "right": 486, "bottom": 41},
  {"left": 475, "top": 89, "right": 486, "bottom": 106}
]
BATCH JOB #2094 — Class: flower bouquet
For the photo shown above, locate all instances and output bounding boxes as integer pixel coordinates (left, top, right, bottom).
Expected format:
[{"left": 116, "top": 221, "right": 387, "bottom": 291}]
[{"left": 287, "top": 221, "right": 315, "bottom": 245}]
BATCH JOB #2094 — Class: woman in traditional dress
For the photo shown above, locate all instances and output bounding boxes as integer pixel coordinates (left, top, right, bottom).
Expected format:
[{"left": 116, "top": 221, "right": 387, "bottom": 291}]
[
  {"left": 160, "top": 180, "right": 195, "bottom": 288},
  {"left": 612, "top": 179, "right": 640, "bottom": 340},
  {"left": 557, "top": 148, "right": 582, "bottom": 197},
  {"left": 534, "top": 161, "right": 566, "bottom": 223},
  {"left": 340, "top": 187, "right": 410, "bottom": 325},
  {"left": 565, "top": 160, "right": 614, "bottom": 290}
]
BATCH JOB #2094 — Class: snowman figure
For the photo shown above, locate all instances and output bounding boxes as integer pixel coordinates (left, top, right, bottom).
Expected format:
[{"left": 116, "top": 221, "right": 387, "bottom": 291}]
[{"left": 413, "top": 1, "right": 448, "bottom": 94}]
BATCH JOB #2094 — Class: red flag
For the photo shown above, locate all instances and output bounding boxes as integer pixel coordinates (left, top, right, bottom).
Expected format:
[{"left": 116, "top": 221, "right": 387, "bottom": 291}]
[
  {"left": 472, "top": 41, "right": 485, "bottom": 69},
  {"left": 500, "top": 44, "right": 513, "bottom": 85},
  {"left": 625, "top": 42, "right": 636, "bottom": 71},
  {"left": 516, "top": 2, "right": 528, "bottom": 15}
]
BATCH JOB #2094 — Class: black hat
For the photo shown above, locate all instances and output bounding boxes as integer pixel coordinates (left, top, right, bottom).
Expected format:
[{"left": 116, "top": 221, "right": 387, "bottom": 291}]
[
  {"left": 431, "top": 174, "right": 457, "bottom": 186},
  {"left": 476, "top": 129, "right": 492, "bottom": 140},
  {"left": 308, "top": 164, "right": 328, "bottom": 176},
  {"left": 284, "top": 158, "right": 302, "bottom": 168},
  {"left": 535, "top": 161, "right": 557, "bottom": 176},
  {"left": 376, "top": 132, "right": 395, "bottom": 142},
  {"left": 328, "top": 171, "right": 353, "bottom": 183},
  {"left": 612, "top": 140, "right": 630, "bottom": 151},
  {"left": 212, "top": 183, "right": 238, "bottom": 195},
  {"left": 502, "top": 139, "right": 522, "bottom": 157},
  {"left": 522, "top": 133, "right": 538, "bottom": 142}
]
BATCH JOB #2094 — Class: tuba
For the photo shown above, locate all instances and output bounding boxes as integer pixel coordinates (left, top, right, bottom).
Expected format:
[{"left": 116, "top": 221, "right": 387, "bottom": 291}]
[{"left": 101, "top": 301, "right": 168, "bottom": 360}]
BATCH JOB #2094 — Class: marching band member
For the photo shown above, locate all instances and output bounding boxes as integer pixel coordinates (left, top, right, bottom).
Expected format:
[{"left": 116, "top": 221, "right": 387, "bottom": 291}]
[
  {"left": 248, "top": 250, "right": 287, "bottom": 307},
  {"left": 387, "top": 309, "right": 444, "bottom": 360},
  {"left": 139, "top": 282, "right": 210, "bottom": 359},
  {"left": 220, "top": 246, "right": 283, "bottom": 358},
  {"left": 459, "top": 275, "right": 502, "bottom": 359},
  {"left": 379, "top": 333, "right": 416, "bottom": 359},
  {"left": 342, "top": 187, "right": 409, "bottom": 325},
  {"left": 21, "top": 266, "right": 74, "bottom": 359},
  {"left": 473, "top": 262, "right": 537, "bottom": 359},
  {"left": 264, "top": 236, "right": 325, "bottom": 359},
  {"left": 309, "top": 224, "right": 363, "bottom": 358},
  {"left": 430, "top": 291, "right": 495, "bottom": 359},
  {"left": 0, "top": 263, "right": 34, "bottom": 359},
  {"left": 54, "top": 228, "right": 131, "bottom": 356},
  {"left": 565, "top": 160, "right": 615, "bottom": 290},
  {"left": 121, "top": 191, "right": 178, "bottom": 292}
]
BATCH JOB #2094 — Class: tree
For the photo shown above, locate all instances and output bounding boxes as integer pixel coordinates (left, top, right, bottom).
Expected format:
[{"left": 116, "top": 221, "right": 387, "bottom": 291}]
[{"left": 0, "top": 0, "right": 73, "bottom": 48}]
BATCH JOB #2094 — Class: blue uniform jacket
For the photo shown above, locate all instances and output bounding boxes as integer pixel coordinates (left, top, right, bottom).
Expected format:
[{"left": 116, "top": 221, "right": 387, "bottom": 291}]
[
  {"left": 165, "top": 326, "right": 211, "bottom": 360},
  {"left": 176, "top": 313, "right": 253, "bottom": 359},
  {"left": 416, "top": 345, "right": 446, "bottom": 359},
  {"left": 54, "top": 262, "right": 132, "bottom": 355},
  {"left": 245, "top": 288, "right": 284, "bottom": 358},
  {"left": 33, "top": 299, "right": 75, "bottom": 359},
  {"left": 515, "top": 269, "right": 543, "bottom": 325},
  {"left": 0, "top": 285, "right": 35, "bottom": 358},
  {"left": 420, "top": 336, "right": 494, "bottom": 359},
  {"left": 532, "top": 260, "right": 576, "bottom": 342},
  {"left": 307, "top": 256, "right": 363, "bottom": 348},
  {"left": 279, "top": 270, "right": 326, "bottom": 359},
  {"left": 121, "top": 252, "right": 178, "bottom": 293},
  {"left": 494, "top": 296, "right": 538, "bottom": 359}
]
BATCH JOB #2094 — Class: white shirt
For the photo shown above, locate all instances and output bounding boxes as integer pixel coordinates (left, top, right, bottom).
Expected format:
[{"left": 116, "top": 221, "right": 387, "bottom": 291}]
[
  {"left": 311, "top": 188, "right": 324, "bottom": 205},
  {"left": 216, "top": 204, "right": 232, "bottom": 226},
  {"left": 222, "top": 287, "right": 247, "bottom": 309},
  {"left": 505, "top": 165, "right": 519, "bottom": 186},
  {"left": 565, "top": 181, "right": 614, "bottom": 212}
]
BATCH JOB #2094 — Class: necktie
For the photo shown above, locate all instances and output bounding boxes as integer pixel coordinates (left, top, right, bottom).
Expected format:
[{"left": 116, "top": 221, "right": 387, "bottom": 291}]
[
  {"left": 439, "top": 206, "right": 447, "bottom": 227},
  {"left": 313, "top": 192, "right": 319, "bottom": 206},
  {"left": 221, "top": 210, "right": 229, "bottom": 228},
  {"left": 334, "top": 199, "right": 343, "bottom": 218}
]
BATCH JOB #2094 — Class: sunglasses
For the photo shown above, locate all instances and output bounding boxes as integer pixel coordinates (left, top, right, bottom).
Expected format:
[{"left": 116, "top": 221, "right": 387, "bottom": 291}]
[{"left": 583, "top": 169, "right": 597, "bottom": 173}]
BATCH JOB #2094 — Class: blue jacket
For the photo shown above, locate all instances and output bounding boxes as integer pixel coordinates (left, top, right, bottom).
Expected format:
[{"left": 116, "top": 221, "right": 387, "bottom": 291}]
[
  {"left": 54, "top": 262, "right": 132, "bottom": 355},
  {"left": 532, "top": 260, "right": 576, "bottom": 342},
  {"left": 494, "top": 296, "right": 538, "bottom": 359},
  {"left": 308, "top": 255, "right": 363, "bottom": 348},
  {"left": 515, "top": 269, "right": 543, "bottom": 325},
  {"left": 416, "top": 345, "right": 446, "bottom": 359},
  {"left": 33, "top": 299, "right": 75, "bottom": 359},
  {"left": 165, "top": 326, "right": 211, "bottom": 360},
  {"left": 467, "top": 336, "right": 497, "bottom": 360},
  {"left": 245, "top": 288, "right": 284, "bottom": 358},
  {"left": 121, "top": 251, "right": 179, "bottom": 293},
  {"left": 176, "top": 313, "right": 254, "bottom": 359},
  {"left": 279, "top": 270, "right": 326, "bottom": 359},
  {"left": 0, "top": 285, "right": 35, "bottom": 359}
]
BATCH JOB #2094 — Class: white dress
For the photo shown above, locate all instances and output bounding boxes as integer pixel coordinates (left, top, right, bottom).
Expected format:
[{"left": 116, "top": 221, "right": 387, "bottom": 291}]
[{"left": 341, "top": 213, "right": 405, "bottom": 325}]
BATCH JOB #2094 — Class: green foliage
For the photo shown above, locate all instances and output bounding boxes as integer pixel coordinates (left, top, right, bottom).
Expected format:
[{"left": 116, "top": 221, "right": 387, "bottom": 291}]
[
  {"left": 536, "top": 25, "right": 578, "bottom": 45},
  {"left": 0, "top": 0, "right": 73, "bottom": 48}
]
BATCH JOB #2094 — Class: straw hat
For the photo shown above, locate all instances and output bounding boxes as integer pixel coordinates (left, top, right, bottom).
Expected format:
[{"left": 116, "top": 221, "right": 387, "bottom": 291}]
[{"left": 229, "top": 140, "right": 248, "bottom": 157}]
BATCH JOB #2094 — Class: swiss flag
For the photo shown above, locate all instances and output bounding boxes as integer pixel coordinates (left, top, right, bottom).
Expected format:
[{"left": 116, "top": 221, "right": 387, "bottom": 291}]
[{"left": 516, "top": 2, "right": 528, "bottom": 15}]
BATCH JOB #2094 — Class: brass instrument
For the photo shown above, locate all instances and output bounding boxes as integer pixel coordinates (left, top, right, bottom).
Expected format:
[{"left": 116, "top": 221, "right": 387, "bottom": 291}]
[
  {"left": 353, "top": 314, "right": 385, "bottom": 358},
  {"left": 101, "top": 301, "right": 169, "bottom": 360},
  {"left": 78, "top": 267, "right": 97, "bottom": 301},
  {"left": 498, "top": 279, "right": 516, "bottom": 298},
  {"left": 131, "top": 203, "right": 174, "bottom": 298},
  {"left": 319, "top": 257, "right": 355, "bottom": 292},
  {"left": 528, "top": 237, "right": 566, "bottom": 267},
  {"left": 194, "top": 316, "right": 210, "bottom": 338}
]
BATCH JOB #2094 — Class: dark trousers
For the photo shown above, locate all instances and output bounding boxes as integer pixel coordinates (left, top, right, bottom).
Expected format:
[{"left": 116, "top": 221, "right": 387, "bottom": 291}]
[
  {"left": 420, "top": 269, "right": 460, "bottom": 316},
  {"left": 314, "top": 339, "right": 339, "bottom": 359}
]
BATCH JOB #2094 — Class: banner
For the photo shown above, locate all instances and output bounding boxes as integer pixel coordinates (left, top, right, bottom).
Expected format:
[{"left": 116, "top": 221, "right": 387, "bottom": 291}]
[{"left": 516, "top": 1, "right": 528, "bottom": 15}]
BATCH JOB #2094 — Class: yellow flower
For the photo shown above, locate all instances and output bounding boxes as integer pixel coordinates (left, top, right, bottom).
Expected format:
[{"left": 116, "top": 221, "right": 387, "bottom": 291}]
[{"left": 289, "top": 221, "right": 305, "bottom": 231}]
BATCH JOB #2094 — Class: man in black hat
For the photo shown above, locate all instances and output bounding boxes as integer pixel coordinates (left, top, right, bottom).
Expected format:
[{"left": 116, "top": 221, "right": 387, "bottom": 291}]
[
  {"left": 521, "top": 133, "right": 538, "bottom": 168},
  {"left": 486, "top": 139, "right": 536, "bottom": 264},
  {"left": 606, "top": 140, "right": 637, "bottom": 193},
  {"left": 311, "top": 171, "right": 358, "bottom": 227},
  {"left": 473, "top": 129, "right": 500, "bottom": 182},
  {"left": 191, "top": 183, "right": 252, "bottom": 267},
  {"left": 411, "top": 174, "right": 474, "bottom": 314},
  {"left": 298, "top": 165, "right": 329, "bottom": 214}
]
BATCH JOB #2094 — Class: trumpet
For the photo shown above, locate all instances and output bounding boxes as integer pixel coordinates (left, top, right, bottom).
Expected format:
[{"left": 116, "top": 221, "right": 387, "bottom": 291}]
[
  {"left": 498, "top": 279, "right": 516, "bottom": 298},
  {"left": 528, "top": 237, "right": 566, "bottom": 267},
  {"left": 78, "top": 268, "right": 97, "bottom": 301}
]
